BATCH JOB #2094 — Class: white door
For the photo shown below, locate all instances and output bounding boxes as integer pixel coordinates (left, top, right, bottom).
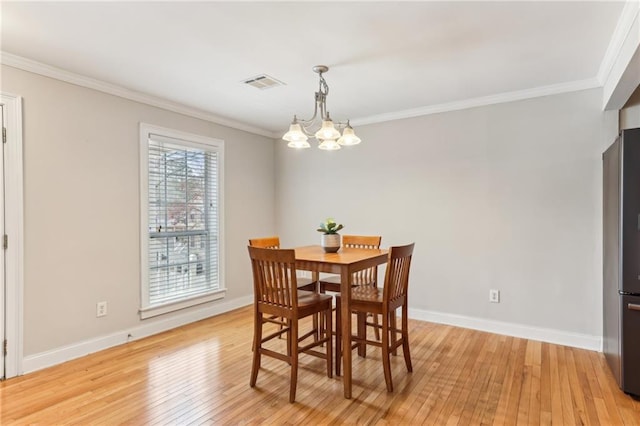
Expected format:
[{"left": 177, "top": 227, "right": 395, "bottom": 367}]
[
  {"left": 0, "top": 93, "right": 23, "bottom": 379},
  {"left": 0, "top": 103, "right": 5, "bottom": 379}
]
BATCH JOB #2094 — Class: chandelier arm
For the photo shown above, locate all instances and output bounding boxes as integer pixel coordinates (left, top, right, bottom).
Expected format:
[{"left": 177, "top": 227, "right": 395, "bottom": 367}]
[
  {"left": 297, "top": 117, "right": 319, "bottom": 136},
  {"left": 319, "top": 98, "right": 328, "bottom": 121},
  {"left": 297, "top": 115, "right": 317, "bottom": 126},
  {"left": 298, "top": 123, "right": 316, "bottom": 137},
  {"left": 297, "top": 91, "right": 329, "bottom": 137}
]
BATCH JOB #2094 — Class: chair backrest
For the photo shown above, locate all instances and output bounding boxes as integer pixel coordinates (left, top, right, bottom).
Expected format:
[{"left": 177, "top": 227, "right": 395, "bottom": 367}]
[
  {"left": 342, "top": 235, "right": 382, "bottom": 284},
  {"left": 342, "top": 235, "right": 381, "bottom": 250},
  {"left": 249, "top": 236, "right": 280, "bottom": 249},
  {"left": 248, "top": 246, "right": 298, "bottom": 313},
  {"left": 382, "top": 243, "right": 415, "bottom": 307}
]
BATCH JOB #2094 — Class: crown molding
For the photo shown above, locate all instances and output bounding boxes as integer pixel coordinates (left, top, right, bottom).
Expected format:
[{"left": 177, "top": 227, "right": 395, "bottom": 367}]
[
  {"left": 351, "top": 77, "right": 601, "bottom": 127},
  {"left": 601, "top": 1, "right": 640, "bottom": 110},
  {"left": 597, "top": 0, "right": 640, "bottom": 86},
  {"left": 0, "top": 49, "right": 610, "bottom": 139},
  {"left": 0, "top": 51, "right": 274, "bottom": 139}
]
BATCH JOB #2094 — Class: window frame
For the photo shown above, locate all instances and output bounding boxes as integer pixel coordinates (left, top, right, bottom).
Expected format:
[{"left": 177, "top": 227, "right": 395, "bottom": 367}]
[{"left": 139, "top": 123, "right": 225, "bottom": 319}]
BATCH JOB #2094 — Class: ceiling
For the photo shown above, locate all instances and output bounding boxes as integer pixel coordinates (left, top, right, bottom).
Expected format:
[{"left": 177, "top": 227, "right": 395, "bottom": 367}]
[{"left": 0, "top": 1, "right": 628, "bottom": 137}]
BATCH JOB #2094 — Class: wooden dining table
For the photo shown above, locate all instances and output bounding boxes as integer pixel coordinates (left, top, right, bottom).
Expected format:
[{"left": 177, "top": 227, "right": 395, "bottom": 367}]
[{"left": 294, "top": 245, "right": 389, "bottom": 399}]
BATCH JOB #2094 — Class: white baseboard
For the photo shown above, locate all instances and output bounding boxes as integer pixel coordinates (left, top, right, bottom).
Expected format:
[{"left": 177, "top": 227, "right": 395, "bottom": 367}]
[
  {"left": 22, "top": 298, "right": 601, "bottom": 375},
  {"left": 22, "top": 295, "right": 253, "bottom": 374},
  {"left": 408, "top": 307, "right": 602, "bottom": 352}
]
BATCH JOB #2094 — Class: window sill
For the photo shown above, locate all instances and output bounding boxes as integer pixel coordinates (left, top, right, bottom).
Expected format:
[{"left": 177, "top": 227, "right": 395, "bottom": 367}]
[{"left": 139, "top": 289, "right": 226, "bottom": 319}]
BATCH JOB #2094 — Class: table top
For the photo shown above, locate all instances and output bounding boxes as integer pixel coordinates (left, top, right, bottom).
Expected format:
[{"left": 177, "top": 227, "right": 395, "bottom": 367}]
[{"left": 294, "top": 245, "right": 388, "bottom": 265}]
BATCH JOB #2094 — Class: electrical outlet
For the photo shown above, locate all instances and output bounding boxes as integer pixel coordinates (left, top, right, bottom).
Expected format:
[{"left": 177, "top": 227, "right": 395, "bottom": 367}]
[
  {"left": 96, "top": 301, "right": 108, "bottom": 317},
  {"left": 489, "top": 289, "right": 500, "bottom": 303}
]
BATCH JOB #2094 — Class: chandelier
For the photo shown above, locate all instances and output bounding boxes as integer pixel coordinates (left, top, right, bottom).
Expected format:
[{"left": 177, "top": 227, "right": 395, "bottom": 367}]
[{"left": 282, "top": 65, "right": 361, "bottom": 150}]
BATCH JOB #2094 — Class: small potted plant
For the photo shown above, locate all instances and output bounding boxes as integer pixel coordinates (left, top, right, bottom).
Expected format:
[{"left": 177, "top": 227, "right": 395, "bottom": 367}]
[{"left": 317, "top": 218, "right": 344, "bottom": 253}]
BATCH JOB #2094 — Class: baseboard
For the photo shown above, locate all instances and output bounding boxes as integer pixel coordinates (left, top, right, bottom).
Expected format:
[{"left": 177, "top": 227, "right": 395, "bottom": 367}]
[
  {"left": 22, "top": 298, "right": 601, "bottom": 374},
  {"left": 408, "top": 307, "right": 602, "bottom": 352},
  {"left": 22, "top": 295, "right": 253, "bottom": 374}
]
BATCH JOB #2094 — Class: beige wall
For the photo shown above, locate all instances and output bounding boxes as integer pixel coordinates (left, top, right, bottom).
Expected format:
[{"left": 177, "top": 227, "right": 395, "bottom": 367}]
[
  {"left": 2, "top": 65, "right": 275, "bottom": 356},
  {"left": 620, "top": 84, "right": 640, "bottom": 129},
  {"left": 2, "top": 61, "right": 625, "bottom": 365},
  {"left": 276, "top": 88, "right": 617, "bottom": 339}
]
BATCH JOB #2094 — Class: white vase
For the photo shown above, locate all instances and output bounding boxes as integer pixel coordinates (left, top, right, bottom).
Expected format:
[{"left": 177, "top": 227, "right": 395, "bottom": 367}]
[{"left": 321, "top": 233, "right": 341, "bottom": 253}]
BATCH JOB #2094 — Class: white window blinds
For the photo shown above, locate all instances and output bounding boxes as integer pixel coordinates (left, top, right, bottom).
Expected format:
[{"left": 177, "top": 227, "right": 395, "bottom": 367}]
[{"left": 140, "top": 125, "right": 224, "bottom": 318}]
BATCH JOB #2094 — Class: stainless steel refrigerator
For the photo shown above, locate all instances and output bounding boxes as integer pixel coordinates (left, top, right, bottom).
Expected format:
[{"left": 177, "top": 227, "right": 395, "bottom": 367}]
[{"left": 603, "top": 127, "right": 640, "bottom": 397}]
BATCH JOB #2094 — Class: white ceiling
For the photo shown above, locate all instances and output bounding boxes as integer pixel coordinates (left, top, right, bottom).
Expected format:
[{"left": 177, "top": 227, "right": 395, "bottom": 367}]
[{"left": 0, "top": 1, "right": 628, "bottom": 137}]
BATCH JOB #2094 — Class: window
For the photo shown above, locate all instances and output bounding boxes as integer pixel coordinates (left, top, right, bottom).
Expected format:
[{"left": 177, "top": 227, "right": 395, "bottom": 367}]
[{"left": 139, "top": 124, "right": 224, "bottom": 319}]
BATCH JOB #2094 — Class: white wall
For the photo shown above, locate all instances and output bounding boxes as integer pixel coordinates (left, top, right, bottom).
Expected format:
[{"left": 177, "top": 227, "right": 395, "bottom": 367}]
[
  {"left": 276, "top": 88, "right": 617, "bottom": 347},
  {"left": 1, "top": 65, "right": 275, "bottom": 362},
  {"left": 2, "top": 61, "right": 624, "bottom": 371}
]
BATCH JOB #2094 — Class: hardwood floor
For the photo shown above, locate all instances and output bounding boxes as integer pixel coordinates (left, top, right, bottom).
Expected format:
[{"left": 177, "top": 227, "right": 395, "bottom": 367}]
[{"left": 1, "top": 305, "right": 639, "bottom": 425}]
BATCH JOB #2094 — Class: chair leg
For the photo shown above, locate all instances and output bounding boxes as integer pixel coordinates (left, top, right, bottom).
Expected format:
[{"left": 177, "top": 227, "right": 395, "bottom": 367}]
[
  {"left": 313, "top": 310, "right": 320, "bottom": 346},
  {"left": 357, "top": 312, "right": 367, "bottom": 357},
  {"left": 335, "top": 298, "right": 341, "bottom": 376},
  {"left": 313, "top": 281, "right": 320, "bottom": 342},
  {"left": 290, "top": 319, "right": 299, "bottom": 403},
  {"left": 326, "top": 308, "right": 333, "bottom": 378},
  {"left": 371, "top": 312, "right": 380, "bottom": 340},
  {"left": 390, "top": 313, "right": 398, "bottom": 356},
  {"left": 286, "top": 319, "right": 292, "bottom": 357},
  {"left": 250, "top": 313, "right": 262, "bottom": 387},
  {"left": 381, "top": 311, "right": 393, "bottom": 392},
  {"left": 402, "top": 305, "right": 412, "bottom": 372}
]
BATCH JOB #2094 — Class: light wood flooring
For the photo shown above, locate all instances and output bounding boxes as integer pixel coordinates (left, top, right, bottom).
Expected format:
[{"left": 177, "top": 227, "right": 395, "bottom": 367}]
[{"left": 1, "top": 305, "right": 639, "bottom": 425}]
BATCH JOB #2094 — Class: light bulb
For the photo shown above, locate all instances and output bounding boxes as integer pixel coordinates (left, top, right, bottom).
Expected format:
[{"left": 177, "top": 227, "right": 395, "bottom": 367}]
[
  {"left": 337, "top": 126, "right": 361, "bottom": 146},
  {"left": 287, "top": 140, "right": 311, "bottom": 149},
  {"left": 315, "top": 120, "right": 341, "bottom": 141},
  {"left": 318, "top": 139, "right": 341, "bottom": 150},
  {"left": 283, "top": 123, "right": 308, "bottom": 144}
]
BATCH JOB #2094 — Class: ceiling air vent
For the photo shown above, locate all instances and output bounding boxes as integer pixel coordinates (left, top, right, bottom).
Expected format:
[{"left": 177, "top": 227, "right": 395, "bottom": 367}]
[{"left": 242, "top": 74, "right": 285, "bottom": 90}]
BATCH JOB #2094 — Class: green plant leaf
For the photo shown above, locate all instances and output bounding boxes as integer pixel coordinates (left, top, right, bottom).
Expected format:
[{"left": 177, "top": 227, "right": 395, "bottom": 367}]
[{"left": 317, "top": 218, "right": 343, "bottom": 234}]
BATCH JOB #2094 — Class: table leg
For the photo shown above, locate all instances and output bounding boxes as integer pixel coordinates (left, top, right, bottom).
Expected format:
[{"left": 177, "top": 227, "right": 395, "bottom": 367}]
[{"left": 341, "top": 264, "right": 352, "bottom": 398}]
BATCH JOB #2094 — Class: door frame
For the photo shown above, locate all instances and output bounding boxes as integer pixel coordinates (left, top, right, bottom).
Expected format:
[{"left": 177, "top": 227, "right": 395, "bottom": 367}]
[{"left": 1, "top": 92, "right": 24, "bottom": 378}]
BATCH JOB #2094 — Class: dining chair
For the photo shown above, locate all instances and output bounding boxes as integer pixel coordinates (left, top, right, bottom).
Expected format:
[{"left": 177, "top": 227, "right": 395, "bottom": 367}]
[
  {"left": 318, "top": 235, "right": 382, "bottom": 292},
  {"left": 335, "top": 243, "right": 415, "bottom": 392},
  {"left": 248, "top": 246, "right": 333, "bottom": 403},
  {"left": 319, "top": 235, "right": 383, "bottom": 344},
  {"left": 249, "top": 236, "right": 317, "bottom": 291},
  {"left": 249, "top": 236, "right": 320, "bottom": 343}
]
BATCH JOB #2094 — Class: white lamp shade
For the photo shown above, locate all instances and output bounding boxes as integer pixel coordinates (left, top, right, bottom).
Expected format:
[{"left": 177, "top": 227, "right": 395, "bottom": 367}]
[
  {"left": 318, "top": 139, "right": 341, "bottom": 150},
  {"left": 337, "top": 126, "right": 362, "bottom": 145},
  {"left": 315, "top": 120, "right": 341, "bottom": 141},
  {"left": 283, "top": 123, "right": 308, "bottom": 143},
  {"left": 287, "top": 140, "right": 311, "bottom": 149}
]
